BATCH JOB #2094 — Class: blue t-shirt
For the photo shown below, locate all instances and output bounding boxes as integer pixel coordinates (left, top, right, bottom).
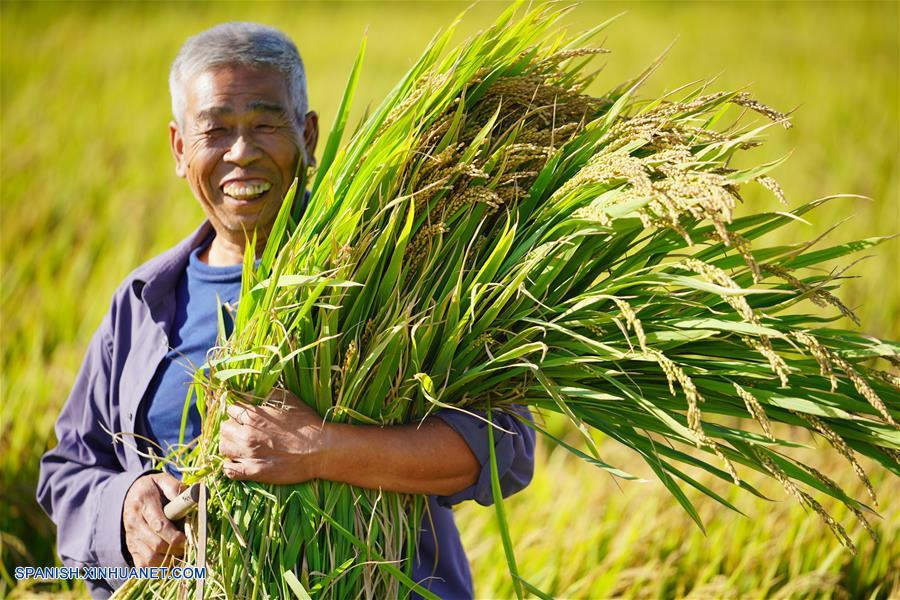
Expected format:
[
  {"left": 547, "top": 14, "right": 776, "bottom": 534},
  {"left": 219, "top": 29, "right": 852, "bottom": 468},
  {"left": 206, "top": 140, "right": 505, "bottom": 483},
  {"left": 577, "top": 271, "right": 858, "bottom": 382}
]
[{"left": 141, "top": 238, "right": 242, "bottom": 469}]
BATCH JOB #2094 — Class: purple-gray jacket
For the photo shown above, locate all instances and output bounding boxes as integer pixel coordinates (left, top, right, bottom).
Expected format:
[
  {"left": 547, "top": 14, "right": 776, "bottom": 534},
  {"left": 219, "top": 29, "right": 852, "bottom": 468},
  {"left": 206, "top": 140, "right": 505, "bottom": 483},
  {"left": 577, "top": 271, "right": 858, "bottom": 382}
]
[{"left": 36, "top": 221, "right": 536, "bottom": 598}]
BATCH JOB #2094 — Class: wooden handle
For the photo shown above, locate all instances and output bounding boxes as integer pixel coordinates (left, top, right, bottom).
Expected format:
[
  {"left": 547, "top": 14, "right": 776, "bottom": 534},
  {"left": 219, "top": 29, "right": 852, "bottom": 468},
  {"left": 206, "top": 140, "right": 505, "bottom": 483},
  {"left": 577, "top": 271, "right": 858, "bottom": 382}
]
[{"left": 163, "top": 482, "right": 201, "bottom": 520}]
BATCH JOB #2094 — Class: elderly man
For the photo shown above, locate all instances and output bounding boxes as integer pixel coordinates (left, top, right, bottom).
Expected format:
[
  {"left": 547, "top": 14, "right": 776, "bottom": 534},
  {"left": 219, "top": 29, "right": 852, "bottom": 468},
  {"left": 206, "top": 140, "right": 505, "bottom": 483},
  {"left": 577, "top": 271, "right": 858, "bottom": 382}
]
[{"left": 37, "top": 22, "right": 534, "bottom": 599}]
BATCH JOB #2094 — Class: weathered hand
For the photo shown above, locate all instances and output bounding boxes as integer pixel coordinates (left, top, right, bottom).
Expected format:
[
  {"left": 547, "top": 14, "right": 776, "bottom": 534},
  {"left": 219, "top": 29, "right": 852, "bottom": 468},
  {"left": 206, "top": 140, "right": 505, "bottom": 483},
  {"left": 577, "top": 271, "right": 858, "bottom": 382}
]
[
  {"left": 122, "top": 472, "right": 187, "bottom": 567},
  {"left": 219, "top": 388, "right": 328, "bottom": 485}
]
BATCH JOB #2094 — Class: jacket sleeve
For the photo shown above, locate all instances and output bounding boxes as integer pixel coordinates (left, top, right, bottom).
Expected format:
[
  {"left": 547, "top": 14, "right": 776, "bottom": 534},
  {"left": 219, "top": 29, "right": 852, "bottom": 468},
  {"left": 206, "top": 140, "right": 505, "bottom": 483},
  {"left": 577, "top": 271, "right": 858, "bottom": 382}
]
[
  {"left": 35, "top": 314, "right": 153, "bottom": 597},
  {"left": 431, "top": 404, "right": 536, "bottom": 508}
]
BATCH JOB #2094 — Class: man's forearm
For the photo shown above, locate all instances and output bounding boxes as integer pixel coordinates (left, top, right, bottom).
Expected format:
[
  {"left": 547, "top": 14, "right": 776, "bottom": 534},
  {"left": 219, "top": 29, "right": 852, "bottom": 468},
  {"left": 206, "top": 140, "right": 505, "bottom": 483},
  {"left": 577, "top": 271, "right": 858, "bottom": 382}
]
[
  {"left": 220, "top": 393, "right": 486, "bottom": 494},
  {"left": 317, "top": 417, "right": 480, "bottom": 496}
]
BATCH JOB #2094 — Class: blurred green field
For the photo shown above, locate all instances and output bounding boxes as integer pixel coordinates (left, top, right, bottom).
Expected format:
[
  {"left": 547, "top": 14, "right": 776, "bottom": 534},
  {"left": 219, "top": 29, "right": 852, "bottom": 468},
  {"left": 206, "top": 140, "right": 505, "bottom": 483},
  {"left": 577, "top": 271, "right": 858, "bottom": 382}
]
[{"left": 2, "top": 1, "right": 898, "bottom": 598}]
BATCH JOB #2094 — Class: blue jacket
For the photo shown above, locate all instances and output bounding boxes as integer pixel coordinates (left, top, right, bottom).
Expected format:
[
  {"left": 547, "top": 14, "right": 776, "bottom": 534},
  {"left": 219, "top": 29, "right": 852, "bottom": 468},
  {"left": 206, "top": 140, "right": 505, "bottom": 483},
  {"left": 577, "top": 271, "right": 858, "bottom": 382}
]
[{"left": 36, "top": 220, "right": 536, "bottom": 598}]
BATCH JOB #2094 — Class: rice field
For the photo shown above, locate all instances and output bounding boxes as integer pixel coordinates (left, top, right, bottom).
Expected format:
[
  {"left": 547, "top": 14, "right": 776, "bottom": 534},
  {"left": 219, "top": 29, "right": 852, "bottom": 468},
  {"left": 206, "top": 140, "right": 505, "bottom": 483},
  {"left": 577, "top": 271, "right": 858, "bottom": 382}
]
[{"left": 2, "top": 1, "right": 898, "bottom": 598}]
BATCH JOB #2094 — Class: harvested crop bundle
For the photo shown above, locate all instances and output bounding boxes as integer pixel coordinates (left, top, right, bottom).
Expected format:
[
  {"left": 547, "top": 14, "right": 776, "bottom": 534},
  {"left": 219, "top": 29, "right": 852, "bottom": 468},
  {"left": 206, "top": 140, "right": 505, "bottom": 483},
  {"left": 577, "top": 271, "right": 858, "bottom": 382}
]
[{"left": 113, "top": 4, "right": 899, "bottom": 599}]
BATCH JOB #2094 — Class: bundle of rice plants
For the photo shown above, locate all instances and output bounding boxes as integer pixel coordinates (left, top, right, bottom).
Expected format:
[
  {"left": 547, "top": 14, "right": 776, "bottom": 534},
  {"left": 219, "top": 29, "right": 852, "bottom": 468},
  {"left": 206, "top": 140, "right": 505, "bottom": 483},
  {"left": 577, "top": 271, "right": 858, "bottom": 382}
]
[{"left": 113, "top": 3, "right": 899, "bottom": 598}]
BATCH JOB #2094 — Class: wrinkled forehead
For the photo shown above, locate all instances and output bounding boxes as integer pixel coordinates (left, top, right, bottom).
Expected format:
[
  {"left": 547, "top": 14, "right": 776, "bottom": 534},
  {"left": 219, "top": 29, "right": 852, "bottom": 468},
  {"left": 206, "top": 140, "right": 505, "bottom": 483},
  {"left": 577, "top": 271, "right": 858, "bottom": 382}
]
[{"left": 184, "top": 65, "right": 292, "bottom": 120}]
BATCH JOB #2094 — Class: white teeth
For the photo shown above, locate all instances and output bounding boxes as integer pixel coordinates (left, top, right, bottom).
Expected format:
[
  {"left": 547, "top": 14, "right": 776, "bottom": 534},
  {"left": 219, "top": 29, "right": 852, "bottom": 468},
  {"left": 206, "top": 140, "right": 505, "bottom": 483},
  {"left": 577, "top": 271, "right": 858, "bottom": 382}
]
[{"left": 223, "top": 181, "right": 272, "bottom": 199}]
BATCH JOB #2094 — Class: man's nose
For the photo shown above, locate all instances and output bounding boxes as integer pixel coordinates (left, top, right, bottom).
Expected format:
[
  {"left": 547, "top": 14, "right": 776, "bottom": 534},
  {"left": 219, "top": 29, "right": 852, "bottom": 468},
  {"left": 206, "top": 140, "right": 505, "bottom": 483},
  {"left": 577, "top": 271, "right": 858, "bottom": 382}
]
[{"left": 223, "top": 133, "right": 263, "bottom": 166}]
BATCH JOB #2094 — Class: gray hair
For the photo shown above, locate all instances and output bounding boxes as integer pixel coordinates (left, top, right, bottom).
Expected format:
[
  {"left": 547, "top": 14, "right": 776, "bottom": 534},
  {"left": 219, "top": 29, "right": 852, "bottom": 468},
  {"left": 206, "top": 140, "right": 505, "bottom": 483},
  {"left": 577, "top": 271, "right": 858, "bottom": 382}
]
[{"left": 169, "top": 22, "right": 308, "bottom": 130}]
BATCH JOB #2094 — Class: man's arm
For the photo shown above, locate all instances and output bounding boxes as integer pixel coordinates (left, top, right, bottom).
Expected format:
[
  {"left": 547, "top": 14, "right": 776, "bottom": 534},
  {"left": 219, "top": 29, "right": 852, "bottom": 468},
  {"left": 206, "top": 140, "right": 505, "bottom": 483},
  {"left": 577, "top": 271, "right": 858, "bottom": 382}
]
[
  {"left": 36, "top": 320, "right": 146, "bottom": 594},
  {"left": 219, "top": 390, "right": 536, "bottom": 504},
  {"left": 430, "top": 405, "right": 535, "bottom": 507},
  {"left": 35, "top": 314, "right": 185, "bottom": 596}
]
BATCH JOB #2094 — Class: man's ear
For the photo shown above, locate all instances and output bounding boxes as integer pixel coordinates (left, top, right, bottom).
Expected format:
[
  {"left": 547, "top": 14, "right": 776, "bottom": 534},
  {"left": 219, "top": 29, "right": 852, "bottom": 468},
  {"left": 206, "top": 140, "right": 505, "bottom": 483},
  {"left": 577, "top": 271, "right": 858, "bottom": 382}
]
[
  {"left": 169, "top": 120, "right": 187, "bottom": 178},
  {"left": 302, "top": 111, "right": 319, "bottom": 167}
]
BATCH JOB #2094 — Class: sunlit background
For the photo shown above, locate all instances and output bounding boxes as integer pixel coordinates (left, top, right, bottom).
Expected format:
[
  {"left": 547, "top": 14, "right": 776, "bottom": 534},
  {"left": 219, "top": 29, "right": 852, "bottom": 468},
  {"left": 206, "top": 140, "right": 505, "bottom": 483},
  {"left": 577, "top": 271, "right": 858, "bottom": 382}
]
[{"left": 2, "top": 1, "right": 898, "bottom": 597}]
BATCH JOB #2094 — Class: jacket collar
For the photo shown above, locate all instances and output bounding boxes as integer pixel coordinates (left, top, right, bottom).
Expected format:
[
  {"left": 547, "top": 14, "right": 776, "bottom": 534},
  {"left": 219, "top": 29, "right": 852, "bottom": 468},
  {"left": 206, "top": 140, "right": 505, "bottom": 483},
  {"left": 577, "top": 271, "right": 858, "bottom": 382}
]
[
  {"left": 129, "top": 221, "right": 214, "bottom": 330},
  {"left": 129, "top": 189, "right": 309, "bottom": 327}
]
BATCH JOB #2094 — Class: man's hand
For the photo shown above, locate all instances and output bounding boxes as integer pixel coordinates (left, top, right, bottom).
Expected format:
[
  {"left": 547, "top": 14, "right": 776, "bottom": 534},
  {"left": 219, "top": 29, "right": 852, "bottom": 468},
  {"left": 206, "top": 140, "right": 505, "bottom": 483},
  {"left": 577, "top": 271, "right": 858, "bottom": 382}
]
[
  {"left": 122, "top": 472, "right": 187, "bottom": 567},
  {"left": 219, "top": 388, "right": 328, "bottom": 485}
]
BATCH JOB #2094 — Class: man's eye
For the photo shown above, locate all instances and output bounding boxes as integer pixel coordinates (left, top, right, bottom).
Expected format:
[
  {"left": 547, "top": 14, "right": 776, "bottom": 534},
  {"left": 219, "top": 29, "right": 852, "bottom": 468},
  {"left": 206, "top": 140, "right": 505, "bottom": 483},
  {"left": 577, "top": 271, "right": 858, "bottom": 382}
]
[
  {"left": 205, "top": 127, "right": 227, "bottom": 135},
  {"left": 255, "top": 124, "right": 277, "bottom": 133}
]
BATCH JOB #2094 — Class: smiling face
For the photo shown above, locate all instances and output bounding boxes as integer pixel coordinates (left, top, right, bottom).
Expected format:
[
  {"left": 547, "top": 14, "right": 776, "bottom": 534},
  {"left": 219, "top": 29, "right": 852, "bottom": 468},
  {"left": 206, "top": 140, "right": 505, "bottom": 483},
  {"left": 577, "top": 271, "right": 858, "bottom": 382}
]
[{"left": 169, "top": 64, "right": 317, "bottom": 248}]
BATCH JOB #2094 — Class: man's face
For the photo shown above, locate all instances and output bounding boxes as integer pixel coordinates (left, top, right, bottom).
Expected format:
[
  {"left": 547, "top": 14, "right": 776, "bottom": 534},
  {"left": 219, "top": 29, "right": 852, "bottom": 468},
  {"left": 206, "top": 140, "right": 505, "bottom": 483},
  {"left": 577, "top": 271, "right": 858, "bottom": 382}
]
[{"left": 169, "top": 65, "right": 317, "bottom": 240}]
